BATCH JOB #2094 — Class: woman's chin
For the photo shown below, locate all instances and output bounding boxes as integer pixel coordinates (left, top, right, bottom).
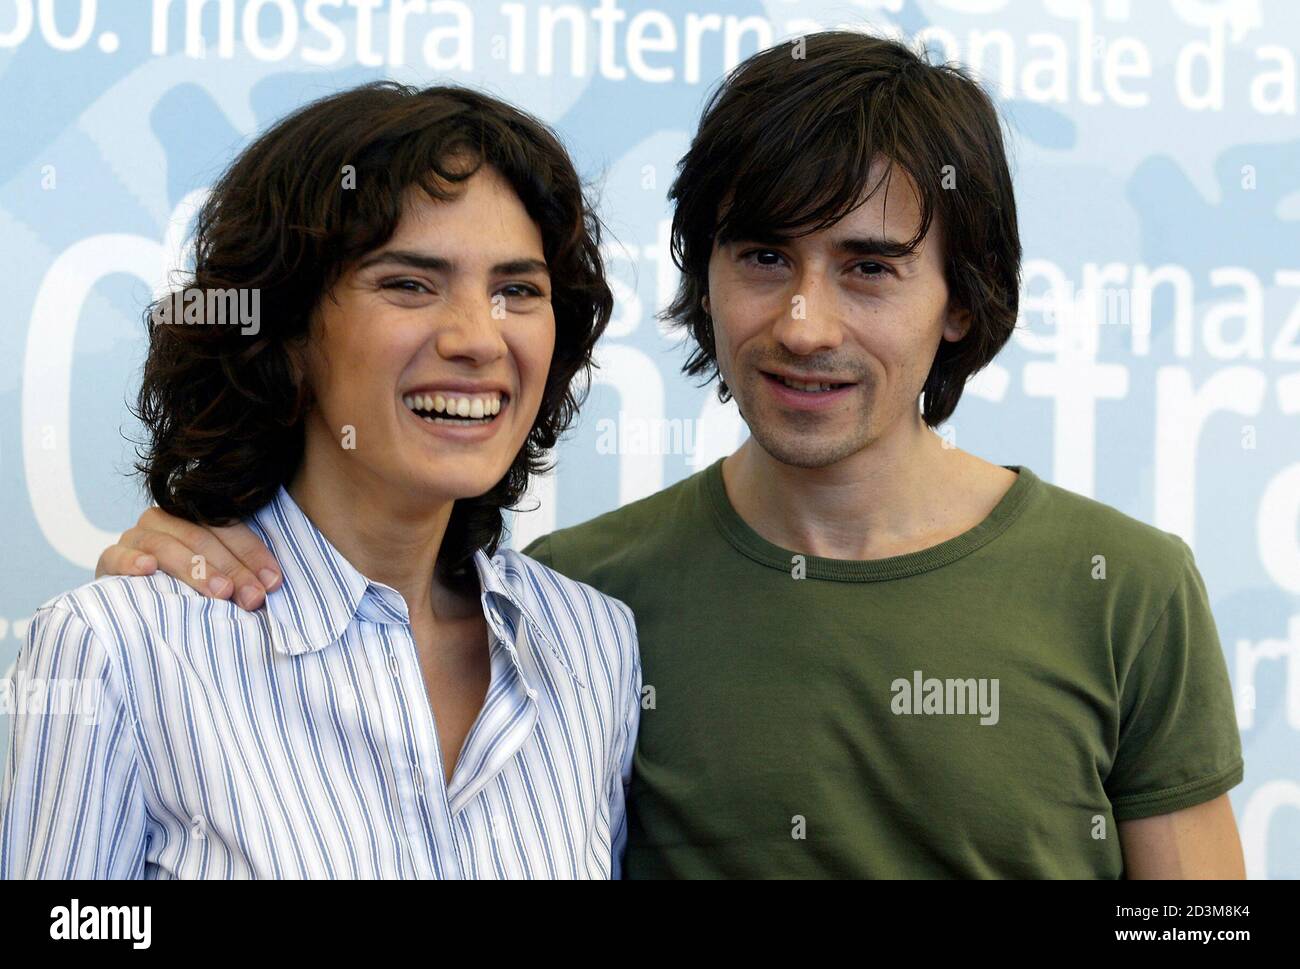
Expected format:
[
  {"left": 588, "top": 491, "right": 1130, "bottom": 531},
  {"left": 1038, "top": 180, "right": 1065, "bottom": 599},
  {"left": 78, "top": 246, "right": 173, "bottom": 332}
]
[{"left": 393, "top": 464, "right": 512, "bottom": 504}]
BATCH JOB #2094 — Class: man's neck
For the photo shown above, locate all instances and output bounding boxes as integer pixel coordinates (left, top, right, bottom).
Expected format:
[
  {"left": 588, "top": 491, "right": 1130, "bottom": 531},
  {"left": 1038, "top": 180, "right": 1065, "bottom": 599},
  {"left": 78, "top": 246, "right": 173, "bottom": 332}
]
[{"left": 721, "top": 412, "right": 1009, "bottom": 561}]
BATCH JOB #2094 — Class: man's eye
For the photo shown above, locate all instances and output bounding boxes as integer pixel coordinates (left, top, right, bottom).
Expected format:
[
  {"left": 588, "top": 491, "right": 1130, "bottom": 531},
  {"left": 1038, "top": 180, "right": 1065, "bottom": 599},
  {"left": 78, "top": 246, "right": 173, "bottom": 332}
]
[
  {"left": 856, "top": 261, "right": 890, "bottom": 278},
  {"left": 741, "top": 249, "right": 785, "bottom": 269}
]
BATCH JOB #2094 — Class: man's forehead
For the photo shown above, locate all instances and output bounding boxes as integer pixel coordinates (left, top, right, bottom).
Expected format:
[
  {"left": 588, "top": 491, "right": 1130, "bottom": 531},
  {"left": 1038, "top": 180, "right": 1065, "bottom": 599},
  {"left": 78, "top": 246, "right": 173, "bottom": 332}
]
[
  {"left": 717, "top": 157, "right": 932, "bottom": 246},
  {"left": 835, "top": 165, "right": 925, "bottom": 234},
  {"left": 730, "top": 201, "right": 936, "bottom": 255}
]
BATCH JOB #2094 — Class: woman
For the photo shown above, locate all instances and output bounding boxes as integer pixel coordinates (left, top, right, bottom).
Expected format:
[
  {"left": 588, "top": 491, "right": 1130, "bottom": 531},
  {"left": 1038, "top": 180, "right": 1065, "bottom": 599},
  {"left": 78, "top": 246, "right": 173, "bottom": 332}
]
[{"left": 0, "top": 83, "right": 639, "bottom": 879}]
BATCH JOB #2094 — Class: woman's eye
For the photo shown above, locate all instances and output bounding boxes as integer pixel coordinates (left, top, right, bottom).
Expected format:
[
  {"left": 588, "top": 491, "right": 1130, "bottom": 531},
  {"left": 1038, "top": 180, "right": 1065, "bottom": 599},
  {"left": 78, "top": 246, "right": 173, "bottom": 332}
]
[{"left": 381, "top": 278, "right": 433, "bottom": 295}]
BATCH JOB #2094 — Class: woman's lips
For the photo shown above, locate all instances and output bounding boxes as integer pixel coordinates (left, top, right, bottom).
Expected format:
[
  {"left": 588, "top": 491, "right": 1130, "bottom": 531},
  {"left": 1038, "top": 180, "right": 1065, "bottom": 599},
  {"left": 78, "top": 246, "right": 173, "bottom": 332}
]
[{"left": 402, "top": 395, "right": 509, "bottom": 441}]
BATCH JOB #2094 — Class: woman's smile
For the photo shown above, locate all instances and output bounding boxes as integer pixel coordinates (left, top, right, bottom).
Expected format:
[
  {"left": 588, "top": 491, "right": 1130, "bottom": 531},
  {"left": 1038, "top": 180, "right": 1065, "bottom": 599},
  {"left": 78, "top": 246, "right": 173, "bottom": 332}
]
[{"left": 400, "top": 387, "right": 511, "bottom": 441}]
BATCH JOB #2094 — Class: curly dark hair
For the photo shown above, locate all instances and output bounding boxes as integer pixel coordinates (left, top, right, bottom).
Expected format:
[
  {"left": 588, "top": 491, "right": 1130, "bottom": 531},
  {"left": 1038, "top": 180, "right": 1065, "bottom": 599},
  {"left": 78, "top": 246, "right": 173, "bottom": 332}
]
[
  {"left": 134, "top": 82, "right": 613, "bottom": 586},
  {"left": 663, "top": 31, "right": 1022, "bottom": 427}
]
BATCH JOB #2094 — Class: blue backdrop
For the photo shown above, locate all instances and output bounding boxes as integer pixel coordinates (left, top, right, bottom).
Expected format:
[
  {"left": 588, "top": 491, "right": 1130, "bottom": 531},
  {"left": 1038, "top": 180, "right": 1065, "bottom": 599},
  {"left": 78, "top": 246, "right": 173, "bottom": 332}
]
[{"left": 1, "top": 0, "right": 1296, "bottom": 877}]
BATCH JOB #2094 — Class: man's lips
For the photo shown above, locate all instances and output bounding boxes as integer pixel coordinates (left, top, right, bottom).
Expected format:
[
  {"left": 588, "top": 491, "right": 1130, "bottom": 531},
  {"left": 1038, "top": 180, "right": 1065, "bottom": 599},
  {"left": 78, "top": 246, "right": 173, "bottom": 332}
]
[
  {"left": 760, "top": 369, "right": 855, "bottom": 390},
  {"left": 759, "top": 370, "right": 858, "bottom": 411}
]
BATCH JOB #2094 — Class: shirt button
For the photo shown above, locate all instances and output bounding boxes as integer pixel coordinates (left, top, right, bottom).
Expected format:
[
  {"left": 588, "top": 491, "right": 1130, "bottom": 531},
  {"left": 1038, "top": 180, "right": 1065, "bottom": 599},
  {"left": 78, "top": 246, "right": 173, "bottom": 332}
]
[
  {"left": 526, "top": 688, "right": 538, "bottom": 701},
  {"left": 387, "top": 653, "right": 400, "bottom": 677},
  {"left": 414, "top": 773, "right": 425, "bottom": 798}
]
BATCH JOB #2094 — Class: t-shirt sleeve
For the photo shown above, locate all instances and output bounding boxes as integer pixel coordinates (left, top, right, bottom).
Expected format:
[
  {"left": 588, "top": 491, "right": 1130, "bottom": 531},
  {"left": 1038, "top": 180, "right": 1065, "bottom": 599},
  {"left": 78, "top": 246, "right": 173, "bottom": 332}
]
[
  {"left": 1105, "top": 537, "right": 1244, "bottom": 821},
  {"left": 520, "top": 533, "right": 556, "bottom": 569}
]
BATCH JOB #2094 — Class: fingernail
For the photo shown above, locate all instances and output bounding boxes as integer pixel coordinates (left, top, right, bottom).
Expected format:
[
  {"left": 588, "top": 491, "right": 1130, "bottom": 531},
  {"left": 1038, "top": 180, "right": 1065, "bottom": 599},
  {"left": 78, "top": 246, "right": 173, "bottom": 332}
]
[
  {"left": 258, "top": 569, "right": 280, "bottom": 590},
  {"left": 208, "top": 575, "right": 233, "bottom": 597},
  {"left": 237, "top": 586, "right": 263, "bottom": 610},
  {"left": 134, "top": 555, "right": 156, "bottom": 572}
]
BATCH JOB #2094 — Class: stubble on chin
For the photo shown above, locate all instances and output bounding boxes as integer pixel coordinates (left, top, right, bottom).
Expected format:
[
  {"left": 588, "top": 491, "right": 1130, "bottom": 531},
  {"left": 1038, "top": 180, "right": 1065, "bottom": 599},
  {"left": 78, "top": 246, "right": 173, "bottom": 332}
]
[{"left": 732, "top": 376, "right": 876, "bottom": 470}]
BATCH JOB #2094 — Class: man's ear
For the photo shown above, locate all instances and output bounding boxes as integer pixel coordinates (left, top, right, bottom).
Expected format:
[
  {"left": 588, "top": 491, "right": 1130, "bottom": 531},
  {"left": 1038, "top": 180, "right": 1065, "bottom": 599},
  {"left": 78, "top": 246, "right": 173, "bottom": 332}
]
[{"left": 943, "top": 306, "right": 972, "bottom": 343}]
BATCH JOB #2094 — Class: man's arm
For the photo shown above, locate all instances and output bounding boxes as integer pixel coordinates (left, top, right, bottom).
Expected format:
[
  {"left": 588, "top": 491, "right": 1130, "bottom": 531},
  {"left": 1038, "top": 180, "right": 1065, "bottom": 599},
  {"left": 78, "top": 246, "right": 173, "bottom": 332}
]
[
  {"left": 1117, "top": 794, "right": 1245, "bottom": 878},
  {"left": 95, "top": 507, "right": 281, "bottom": 610},
  {"left": 1108, "top": 538, "right": 1245, "bottom": 878}
]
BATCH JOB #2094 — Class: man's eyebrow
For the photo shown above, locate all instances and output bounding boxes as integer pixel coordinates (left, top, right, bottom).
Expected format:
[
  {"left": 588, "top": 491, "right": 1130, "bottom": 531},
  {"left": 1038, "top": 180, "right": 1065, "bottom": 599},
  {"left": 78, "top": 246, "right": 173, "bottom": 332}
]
[
  {"left": 356, "top": 250, "right": 549, "bottom": 276},
  {"left": 722, "top": 230, "right": 793, "bottom": 247},
  {"left": 722, "top": 233, "right": 919, "bottom": 260},
  {"left": 834, "top": 236, "right": 919, "bottom": 259}
]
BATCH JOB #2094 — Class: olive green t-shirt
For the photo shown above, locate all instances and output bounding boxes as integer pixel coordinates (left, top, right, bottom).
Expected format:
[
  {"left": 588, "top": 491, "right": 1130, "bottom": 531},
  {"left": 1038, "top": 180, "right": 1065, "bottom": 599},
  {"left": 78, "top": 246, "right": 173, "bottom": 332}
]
[{"left": 523, "top": 461, "right": 1243, "bottom": 878}]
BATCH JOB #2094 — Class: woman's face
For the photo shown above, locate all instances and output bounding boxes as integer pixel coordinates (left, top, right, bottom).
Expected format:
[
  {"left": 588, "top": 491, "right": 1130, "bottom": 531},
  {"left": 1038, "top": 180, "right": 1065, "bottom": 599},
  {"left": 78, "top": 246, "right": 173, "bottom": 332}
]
[{"left": 298, "top": 165, "right": 556, "bottom": 507}]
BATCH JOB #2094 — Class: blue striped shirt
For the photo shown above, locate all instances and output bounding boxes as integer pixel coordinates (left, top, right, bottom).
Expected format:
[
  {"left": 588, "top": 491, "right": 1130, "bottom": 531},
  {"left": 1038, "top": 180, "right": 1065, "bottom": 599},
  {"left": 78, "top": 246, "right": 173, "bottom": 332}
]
[{"left": 0, "top": 487, "right": 640, "bottom": 879}]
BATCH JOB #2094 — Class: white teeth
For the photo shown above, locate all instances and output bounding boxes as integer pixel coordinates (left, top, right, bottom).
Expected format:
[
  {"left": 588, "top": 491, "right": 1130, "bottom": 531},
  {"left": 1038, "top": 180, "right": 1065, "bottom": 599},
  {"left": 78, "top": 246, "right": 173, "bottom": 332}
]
[
  {"left": 402, "top": 390, "right": 506, "bottom": 420},
  {"left": 779, "top": 376, "right": 837, "bottom": 392}
]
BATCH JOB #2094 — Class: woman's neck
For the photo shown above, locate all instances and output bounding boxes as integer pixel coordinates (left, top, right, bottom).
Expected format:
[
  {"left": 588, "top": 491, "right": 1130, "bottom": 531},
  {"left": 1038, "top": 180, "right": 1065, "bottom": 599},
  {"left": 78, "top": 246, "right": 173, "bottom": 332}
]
[{"left": 286, "top": 457, "right": 460, "bottom": 621}]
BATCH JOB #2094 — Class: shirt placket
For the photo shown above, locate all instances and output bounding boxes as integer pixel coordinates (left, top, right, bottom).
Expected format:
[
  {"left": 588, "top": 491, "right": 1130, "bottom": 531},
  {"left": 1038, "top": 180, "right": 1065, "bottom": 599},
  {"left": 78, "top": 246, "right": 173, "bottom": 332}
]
[{"left": 379, "top": 624, "right": 464, "bottom": 879}]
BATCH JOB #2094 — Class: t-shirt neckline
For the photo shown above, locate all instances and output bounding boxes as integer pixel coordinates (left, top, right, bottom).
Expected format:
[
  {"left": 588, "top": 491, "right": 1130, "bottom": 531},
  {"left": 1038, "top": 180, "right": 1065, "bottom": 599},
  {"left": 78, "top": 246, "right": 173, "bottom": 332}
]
[{"left": 702, "top": 457, "right": 1040, "bottom": 582}]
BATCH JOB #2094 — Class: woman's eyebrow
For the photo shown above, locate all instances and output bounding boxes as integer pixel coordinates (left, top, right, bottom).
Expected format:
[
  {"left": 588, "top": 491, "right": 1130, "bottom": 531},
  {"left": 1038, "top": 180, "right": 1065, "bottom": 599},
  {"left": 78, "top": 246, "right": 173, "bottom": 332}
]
[
  {"left": 356, "top": 250, "right": 549, "bottom": 277},
  {"left": 356, "top": 249, "right": 452, "bottom": 272},
  {"left": 493, "top": 258, "right": 550, "bottom": 277}
]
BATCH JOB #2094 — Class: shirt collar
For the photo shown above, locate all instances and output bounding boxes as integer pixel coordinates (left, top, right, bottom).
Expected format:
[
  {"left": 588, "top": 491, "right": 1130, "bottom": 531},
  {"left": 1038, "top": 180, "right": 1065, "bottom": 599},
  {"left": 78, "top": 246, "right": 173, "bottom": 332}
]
[
  {"left": 249, "top": 487, "right": 582, "bottom": 684},
  {"left": 471, "top": 549, "right": 582, "bottom": 686}
]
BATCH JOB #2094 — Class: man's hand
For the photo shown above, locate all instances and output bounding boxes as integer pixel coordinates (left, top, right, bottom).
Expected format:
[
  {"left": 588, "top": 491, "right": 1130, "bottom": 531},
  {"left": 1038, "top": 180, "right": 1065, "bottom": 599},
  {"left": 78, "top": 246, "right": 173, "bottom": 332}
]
[
  {"left": 1118, "top": 794, "right": 1246, "bottom": 878},
  {"left": 95, "top": 507, "right": 282, "bottom": 610}
]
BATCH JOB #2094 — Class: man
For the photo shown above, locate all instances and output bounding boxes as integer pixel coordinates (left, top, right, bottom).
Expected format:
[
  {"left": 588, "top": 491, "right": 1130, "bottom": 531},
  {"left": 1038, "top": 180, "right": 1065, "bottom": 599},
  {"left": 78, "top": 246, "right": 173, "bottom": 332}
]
[{"left": 90, "top": 32, "right": 1244, "bottom": 878}]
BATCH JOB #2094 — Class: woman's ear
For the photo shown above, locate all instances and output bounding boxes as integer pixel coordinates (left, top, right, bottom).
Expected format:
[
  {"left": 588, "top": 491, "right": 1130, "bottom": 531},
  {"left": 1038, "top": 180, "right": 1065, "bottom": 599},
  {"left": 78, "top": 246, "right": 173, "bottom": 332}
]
[
  {"left": 282, "top": 340, "right": 314, "bottom": 421},
  {"left": 702, "top": 294, "right": 711, "bottom": 316},
  {"left": 283, "top": 312, "right": 320, "bottom": 418},
  {"left": 285, "top": 335, "right": 308, "bottom": 390},
  {"left": 942, "top": 306, "right": 972, "bottom": 343},
  {"left": 292, "top": 304, "right": 329, "bottom": 383}
]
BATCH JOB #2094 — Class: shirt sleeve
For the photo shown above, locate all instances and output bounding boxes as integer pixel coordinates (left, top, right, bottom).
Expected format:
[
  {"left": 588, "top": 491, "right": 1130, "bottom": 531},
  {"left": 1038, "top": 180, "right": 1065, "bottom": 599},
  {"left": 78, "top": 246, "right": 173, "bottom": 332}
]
[
  {"left": 0, "top": 603, "right": 148, "bottom": 879},
  {"left": 1105, "top": 538, "right": 1244, "bottom": 821},
  {"left": 606, "top": 601, "right": 641, "bottom": 881}
]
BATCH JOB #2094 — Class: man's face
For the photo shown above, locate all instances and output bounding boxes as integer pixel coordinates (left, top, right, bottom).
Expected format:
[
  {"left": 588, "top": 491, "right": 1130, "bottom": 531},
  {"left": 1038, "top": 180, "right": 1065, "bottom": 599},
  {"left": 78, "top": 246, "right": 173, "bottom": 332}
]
[{"left": 705, "top": 159, "right": 969, "bottom": 469}]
